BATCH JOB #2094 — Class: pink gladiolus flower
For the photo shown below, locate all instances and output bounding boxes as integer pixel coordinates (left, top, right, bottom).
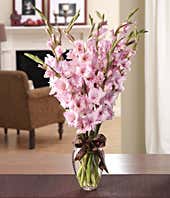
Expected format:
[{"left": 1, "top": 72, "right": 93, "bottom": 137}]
[
  {"left": 74, "top": 40, "right": 84, "bottom": 53},
  {"left": 44, "top": 68, "right": 55, "bottom": 78},
  {"left": 54, "top": 78, "right": 66, "bottom": 92},
  {"left": 47, "top": 38, "right": 53, "bottom": 49},
  {"left": 88, "top": 87, "right": 105, "bottom": 105},
  {"left": 64, "top": 111, "right": 77, "bottom": 125},
  {"left": 45, "top": 54, "right": 56, "bottom": 69},
  {"left": 42, "top": 12, "right": 142, "bottom": 133},
  {"left": 79, "top": 52, "right": 92, "bottom": 63},
  {"left": 55, "top": 45, "right": 63, "bottom": 58}
]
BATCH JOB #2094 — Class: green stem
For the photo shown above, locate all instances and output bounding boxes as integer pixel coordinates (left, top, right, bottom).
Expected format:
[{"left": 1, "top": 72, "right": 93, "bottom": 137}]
[
  {"left": 76, "top": 153, "right": 101, "bottom": 188},
  {"left": 86, "top": 153, "right": 92, "bottom": 185},
  {"left": 80, "top": 167, "right": 85, "bottom": 187},
  {"left": 93, "top": 156, "right": 100, "bottom": 185},
  {"left": 79, "top": 154, "right": 88, "bottom": 187},
  {"left": 77, "top": 165, "right": 82, "bottom": 182}
]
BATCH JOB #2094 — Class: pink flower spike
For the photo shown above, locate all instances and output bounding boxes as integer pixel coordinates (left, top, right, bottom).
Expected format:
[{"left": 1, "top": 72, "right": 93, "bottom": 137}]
[
  {"left": 44, "top": 68, "right": 55, "bottom": 78},
  {"left": 55, "top": 45, "right": 63, "bottom": 58},
  {"left": 74, "top": 40, "right": 84, "bottom": 53},
  {"left": 88, "top": 87, "right": 105, "bottom": 105},
  {"left": 47, "top": 38, "right": 53, "bottom": 49},
  {"left": 64, "top": 111, "right": 77, "bottom": 125},
  {"left": 39, "top": 11, "right": 143, "bottom": 132}
]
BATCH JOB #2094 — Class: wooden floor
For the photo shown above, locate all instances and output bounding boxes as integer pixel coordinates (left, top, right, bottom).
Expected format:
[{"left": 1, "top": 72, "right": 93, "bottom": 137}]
[{"left": 0, "top": 117, "right": 121, "bottom": 154}]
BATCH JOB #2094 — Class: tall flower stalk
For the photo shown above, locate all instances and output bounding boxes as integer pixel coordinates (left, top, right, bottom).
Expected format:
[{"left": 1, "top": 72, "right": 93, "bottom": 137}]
[{"left": 25, "top": 8, "right": 146, "bottom": 190}]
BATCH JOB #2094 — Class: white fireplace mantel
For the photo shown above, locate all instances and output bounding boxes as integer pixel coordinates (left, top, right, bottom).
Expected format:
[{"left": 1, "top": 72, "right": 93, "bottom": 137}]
[
  {"left": 5, "top": 25, "right": 90, "bottom": 31},
  {"left": 1, "top": 25, "right": 90, "bottom": 70}
]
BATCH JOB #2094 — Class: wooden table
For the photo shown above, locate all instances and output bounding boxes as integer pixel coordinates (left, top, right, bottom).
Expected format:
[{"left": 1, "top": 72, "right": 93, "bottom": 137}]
[{"left": 0, "top": 153, "right": 170, "bottom": 197}]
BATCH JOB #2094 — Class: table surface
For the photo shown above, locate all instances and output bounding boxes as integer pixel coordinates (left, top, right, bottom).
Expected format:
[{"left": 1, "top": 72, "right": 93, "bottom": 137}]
[
  {"left": 1, "top": 153, "right": 170, "bottom": 198},
  {"left": 0, "top": 174, "right": 170, "bottom": 198},
  {"left": 0, "top": 152, "right": 170, "bottom": 174}
]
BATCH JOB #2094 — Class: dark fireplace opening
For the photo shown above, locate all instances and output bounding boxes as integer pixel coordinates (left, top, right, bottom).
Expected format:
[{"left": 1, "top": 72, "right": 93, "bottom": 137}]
[{"left": 16, "top": 50, "right": 53, "bottom": 88}]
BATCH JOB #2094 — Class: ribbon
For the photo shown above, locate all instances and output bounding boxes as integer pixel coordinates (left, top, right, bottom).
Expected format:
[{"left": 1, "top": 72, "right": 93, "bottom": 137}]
[{"left": 74, "top": 133, "right": 108, "bottom": 173}]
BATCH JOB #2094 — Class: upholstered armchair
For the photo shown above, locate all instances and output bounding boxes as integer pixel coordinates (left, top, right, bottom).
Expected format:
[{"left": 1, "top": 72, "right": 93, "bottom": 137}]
[{"left": 0, "top": 71, "right": 65, "bottom": 149}]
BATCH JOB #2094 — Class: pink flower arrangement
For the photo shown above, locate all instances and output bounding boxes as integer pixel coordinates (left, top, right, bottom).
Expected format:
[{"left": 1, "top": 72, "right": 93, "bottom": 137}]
[
  {"left": 25, "top": 8, "right": 146, "bottom": 190},
  {"left": 26, "top": 9, "right": 145, "bottom": 134},
  {"left": 44, "top": 12, "right": 144, "bottom": 134}
]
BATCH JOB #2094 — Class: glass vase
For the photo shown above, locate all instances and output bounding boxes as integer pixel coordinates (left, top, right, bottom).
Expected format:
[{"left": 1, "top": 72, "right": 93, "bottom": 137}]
[{"left": 72, "top": 148, "right": 103, "bottom": 191}]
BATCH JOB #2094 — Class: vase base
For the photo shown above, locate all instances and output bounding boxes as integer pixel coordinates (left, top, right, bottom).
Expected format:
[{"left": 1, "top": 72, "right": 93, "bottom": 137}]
[{"left": 81, "top": 186, "right": 98, "bottom": 191}]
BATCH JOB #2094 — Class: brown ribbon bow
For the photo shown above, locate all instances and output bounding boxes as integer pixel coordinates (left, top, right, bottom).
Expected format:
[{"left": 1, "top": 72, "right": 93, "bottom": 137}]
[{"left": 74, "top": 133, "right": 108, "bottom": 173}]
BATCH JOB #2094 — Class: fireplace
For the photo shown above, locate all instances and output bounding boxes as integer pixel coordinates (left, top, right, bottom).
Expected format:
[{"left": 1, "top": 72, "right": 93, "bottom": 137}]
[{"left": 16, "top": 50, "right": 53, "bottom": 88}]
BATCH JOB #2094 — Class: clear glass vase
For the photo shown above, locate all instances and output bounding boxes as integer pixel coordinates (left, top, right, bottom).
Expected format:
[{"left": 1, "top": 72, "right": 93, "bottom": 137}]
[{"left": 72, "top": 148, "right": 102, "bottom": 191}]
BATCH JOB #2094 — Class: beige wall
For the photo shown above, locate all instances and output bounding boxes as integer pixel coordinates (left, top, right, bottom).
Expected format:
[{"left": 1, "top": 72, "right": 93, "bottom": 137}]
[
  {"left": 0, "top": 1, "right": 12, "bottom": 25},
  {"left": 87, "top": 0, "right": 119, "bottom": 27},
  {"left": 120, "top": 0, "right": 145, "bottom": 153},
  {"left": 0, "top": 0, "right": 119, "bottom": 26}
]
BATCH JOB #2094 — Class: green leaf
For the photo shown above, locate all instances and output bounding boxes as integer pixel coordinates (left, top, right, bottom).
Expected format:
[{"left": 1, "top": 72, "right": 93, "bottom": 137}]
[
  {"left": 102, "top": 13, "right": 105, "bottom": 21},
  {"left": 89, "top": 14, "right": 94, "bottom": 25},
  {"left": 128, "top": 31, "right": 135, "bottom": 38},
  {"left": 127, "top": 31, "right": 135, "bottom": 43},
  {"left": 65, "top": 10, "right": 80, "bottom": 34},
  {"left": 24, "top": 53, "right": 44, "bottom": 65},
  {"left": 138, "top": 29, "right": 148, "bottom": 34},
  {"left": 96, "top": 11, "right": 103, "bottom": 20},
  {"left": 34, "top": 7, "right": 54, "bottom": 35},
  {"left": 115, "top": 22, "right": 132, "bottom": 36},
  {"left": 88, "top": 23, "right": 96, "bottom": 38},
  {"left": 110, "top": 37, "right": 125, "bottom": 54},
  {"left": 34, "top": 7, "right": 48, "bottom": 22},
  {"left": 126, "top": 40, "right": 135, "bottom": 46},
  {"left": 127, "top": 8, "right": 139, "bottom": 21},
  {"left": 110, "top": 39, "right": 117, "bottom": 52}
]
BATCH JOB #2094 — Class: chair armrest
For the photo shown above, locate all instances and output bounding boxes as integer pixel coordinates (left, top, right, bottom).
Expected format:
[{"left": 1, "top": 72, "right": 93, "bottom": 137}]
[
  {"left": 28, "top": 87, "right": 50, "bottom": 99},
  {"left": 28, "top": 87, "right": 65, "bottom": 128}
]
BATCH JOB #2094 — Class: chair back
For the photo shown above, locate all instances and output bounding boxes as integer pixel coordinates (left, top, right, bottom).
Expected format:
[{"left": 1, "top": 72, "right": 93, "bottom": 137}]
[{"left": 0, "top": 71, "right": 30, "bottom": 129}]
